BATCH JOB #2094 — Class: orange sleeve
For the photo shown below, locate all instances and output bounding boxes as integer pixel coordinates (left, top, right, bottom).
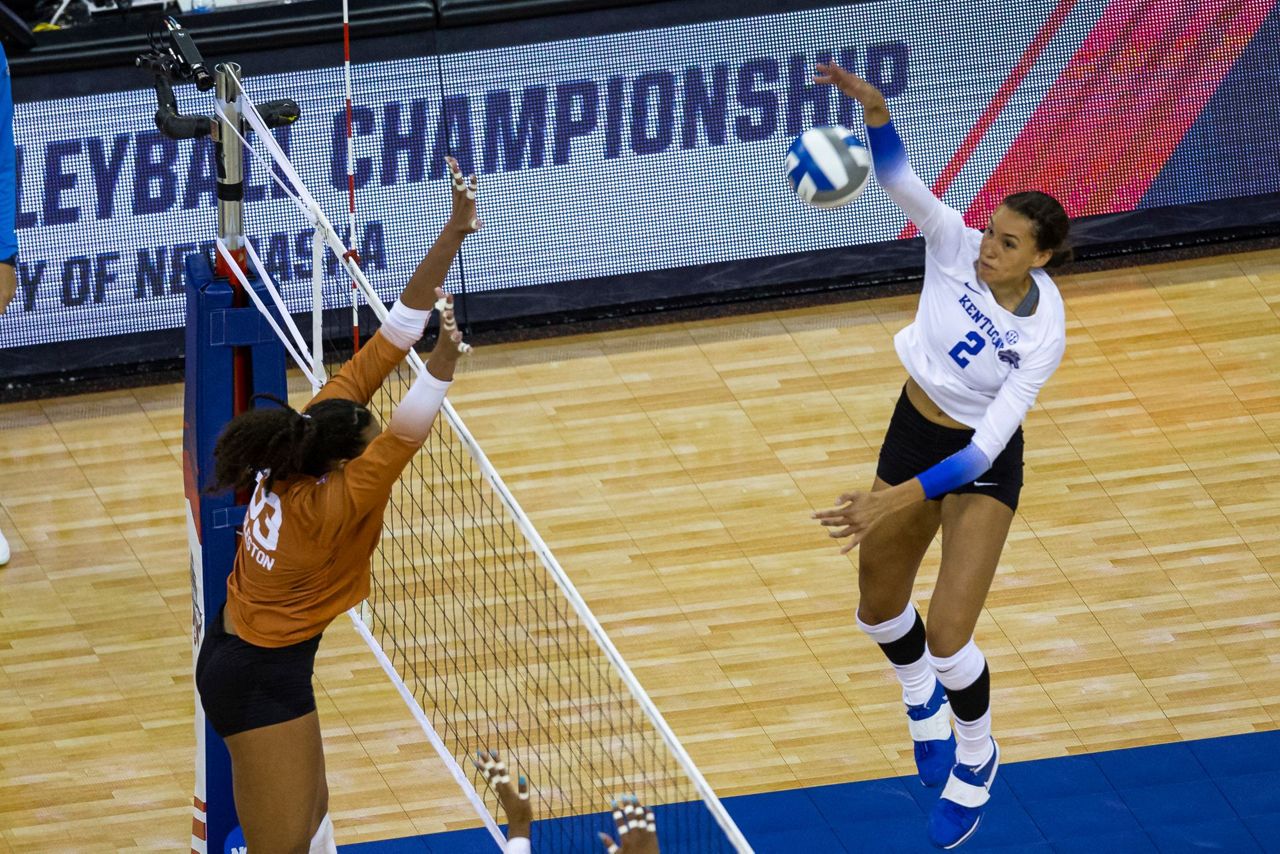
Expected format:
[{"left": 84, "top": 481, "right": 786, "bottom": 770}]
[
  {"left": 309, "top": 331, "right": 410, "bottom": 408},
  {"left": 338, "top": 429, "right": 423, "bottom": 512}
]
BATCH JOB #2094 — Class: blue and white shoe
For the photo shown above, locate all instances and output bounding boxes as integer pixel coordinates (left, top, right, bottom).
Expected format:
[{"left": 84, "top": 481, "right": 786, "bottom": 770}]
[
  {"left": 928, "top": 738, "right": 1000, "bottom": 849},
  {"left": 907, "top": 680, "right": 956, "bottom": 787}
]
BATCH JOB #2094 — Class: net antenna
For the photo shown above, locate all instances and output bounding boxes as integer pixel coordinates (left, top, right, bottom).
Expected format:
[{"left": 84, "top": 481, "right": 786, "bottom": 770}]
[
  {"left": 208, "top": 64, "right": 754, "bottom": 854},
  {"left": 341, "top": 0, "right": 361, "bottom": 352}
]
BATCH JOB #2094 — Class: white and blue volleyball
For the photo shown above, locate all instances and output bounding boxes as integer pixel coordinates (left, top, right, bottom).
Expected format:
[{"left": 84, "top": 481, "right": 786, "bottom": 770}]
[{"left": 785, "top": 126, "right": 872, "bottom": 209}]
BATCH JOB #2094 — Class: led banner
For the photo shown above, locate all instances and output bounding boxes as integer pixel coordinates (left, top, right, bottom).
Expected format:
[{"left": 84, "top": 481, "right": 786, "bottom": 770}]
[{"left": 3, "top": 0, "right": 1278, "bottom": 351}]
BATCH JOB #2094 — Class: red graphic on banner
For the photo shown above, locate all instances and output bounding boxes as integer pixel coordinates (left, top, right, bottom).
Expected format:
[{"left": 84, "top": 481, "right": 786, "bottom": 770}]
[
  {"left": 964, "top": 0, "right": 1277, "bottom": 225},
  {"left": 899, "top": 0, "right": 1082, "bottom": 238}
]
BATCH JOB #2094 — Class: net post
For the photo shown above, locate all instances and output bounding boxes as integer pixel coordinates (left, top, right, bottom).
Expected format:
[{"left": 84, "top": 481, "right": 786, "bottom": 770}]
[
  {"left": 214, "top": 62, "right": 251, "bottom": 418},
  {"left": 214, "top": 62, "right": 246, "bottom": 280},
  {"left": 183, "top": 256, "right": 240, "bottom": 854},
  {"left": 186, "top": 61, "right": 291, "bottom": 854},
  {"left": 185, "top": 263, "right": 291, "bottom": 854}
]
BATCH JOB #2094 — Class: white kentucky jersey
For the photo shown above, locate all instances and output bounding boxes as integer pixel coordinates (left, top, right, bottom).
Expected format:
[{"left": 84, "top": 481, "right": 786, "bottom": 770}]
[{"left": 867, "top": 122, "right": 1067, "bottom": 462}]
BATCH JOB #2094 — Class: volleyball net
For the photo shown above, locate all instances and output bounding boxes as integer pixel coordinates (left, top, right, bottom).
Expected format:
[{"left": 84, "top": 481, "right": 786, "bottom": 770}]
[{"left": 193, "top": 57, "right": 750, "bottom": 853}]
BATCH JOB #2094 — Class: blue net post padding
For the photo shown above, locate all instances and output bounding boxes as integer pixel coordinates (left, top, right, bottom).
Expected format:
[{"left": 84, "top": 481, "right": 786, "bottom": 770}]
[{"left": 182, "top": 251, "right": 287, "bottom": 853}]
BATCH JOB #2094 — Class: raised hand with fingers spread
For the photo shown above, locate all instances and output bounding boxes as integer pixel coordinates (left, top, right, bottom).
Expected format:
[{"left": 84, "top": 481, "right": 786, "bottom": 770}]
[
  {"left": 445, "top": 155, "right": 483, "bottom": 234},
  {"left": 597, "top": 796, "right": 659, "bottom": 854},
  {"left": 814, "top": 61, "right": 889, "bottom": 127},
  {"left": 425, "top": 284, "right": 471, "bottom": 384},
  {"left": 474, "top": 749, "right": 532, "bottom": 850},
  {"left": 812, "top": 489, "right": 904, "bottom": 555}
]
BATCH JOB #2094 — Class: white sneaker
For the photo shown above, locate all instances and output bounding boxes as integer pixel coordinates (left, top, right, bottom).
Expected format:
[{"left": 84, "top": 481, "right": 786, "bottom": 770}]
[{"left": 0, "top": 527, "right": 9, "bottom": 565}]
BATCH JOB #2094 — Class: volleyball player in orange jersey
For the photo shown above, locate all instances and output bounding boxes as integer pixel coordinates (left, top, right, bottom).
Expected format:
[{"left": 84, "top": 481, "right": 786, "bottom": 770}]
[{"left": 195, "top": 157, "right": 482, "bottom": 853}]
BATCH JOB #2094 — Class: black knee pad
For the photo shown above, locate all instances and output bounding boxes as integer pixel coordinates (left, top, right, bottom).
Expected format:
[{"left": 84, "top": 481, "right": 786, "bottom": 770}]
[
  {"left": 879, "top": 611, "right": 927, "bottom": 666},
  {"left": 943, "top": 662, "right": 991, "bottom": 722}
]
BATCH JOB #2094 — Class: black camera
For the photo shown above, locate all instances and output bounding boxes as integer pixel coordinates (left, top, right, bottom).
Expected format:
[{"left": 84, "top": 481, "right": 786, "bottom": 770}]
[
  {"left": 137, "top": 16, "right": 300, "bottom": 142},
  {"left": 136, "top": 17, "right": 214, "bottom": 140},
  {"left": 136, "top": 16, "right": 213, "bottom": 91}
]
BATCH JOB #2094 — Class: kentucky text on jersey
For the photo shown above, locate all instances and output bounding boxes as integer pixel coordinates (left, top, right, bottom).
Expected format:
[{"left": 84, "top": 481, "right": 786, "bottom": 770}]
[{"left": 958, "top": 292, "right": 1005, "bottom": 350}]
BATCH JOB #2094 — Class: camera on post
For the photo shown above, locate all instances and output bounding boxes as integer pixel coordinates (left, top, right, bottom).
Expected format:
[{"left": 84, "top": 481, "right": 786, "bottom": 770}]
[
  {"left": 136, "top": 16, "right": 213, "bottom": 92},
  {"left": 136, "top": 18, "right": 300, "bottom": 142},
  {"left": 135, "top": 16, "right": 214, "bottom": 140}
]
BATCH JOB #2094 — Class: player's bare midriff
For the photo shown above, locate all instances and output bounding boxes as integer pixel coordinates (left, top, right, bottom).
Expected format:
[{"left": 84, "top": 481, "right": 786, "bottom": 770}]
[{"left": 905, "top": 376, "right": 970, "bottom": 430}]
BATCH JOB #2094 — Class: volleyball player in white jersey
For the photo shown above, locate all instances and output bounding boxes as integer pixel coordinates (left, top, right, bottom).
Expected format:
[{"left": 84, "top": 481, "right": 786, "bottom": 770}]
[{"left": 812, "top": 64, "right": 1070, "bottom": 849}]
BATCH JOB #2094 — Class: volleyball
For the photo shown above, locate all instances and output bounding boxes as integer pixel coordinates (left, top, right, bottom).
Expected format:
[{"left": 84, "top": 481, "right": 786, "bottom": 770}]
[{"left": 785, "top": 126, "right": 872, "bottom": 209}]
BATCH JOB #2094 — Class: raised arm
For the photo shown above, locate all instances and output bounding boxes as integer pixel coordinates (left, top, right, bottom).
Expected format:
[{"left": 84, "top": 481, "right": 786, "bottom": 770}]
[
  {"left": 397, "top": 156, "right": 482, "bottom": 311},
  {"left": 337, "top": 288, "right": 469, "bottom": 509},
  {"left": 311, "top": 157, "right": 481, "bottom": 407},
  {"left": 815, "top": 63, "right": 969, "bottom": 263}
]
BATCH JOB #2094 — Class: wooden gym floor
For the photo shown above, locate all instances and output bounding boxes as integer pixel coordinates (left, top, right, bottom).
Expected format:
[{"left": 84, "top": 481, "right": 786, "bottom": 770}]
[{"left": 1, "top": 248, "right": 1277, "bottom": 851}]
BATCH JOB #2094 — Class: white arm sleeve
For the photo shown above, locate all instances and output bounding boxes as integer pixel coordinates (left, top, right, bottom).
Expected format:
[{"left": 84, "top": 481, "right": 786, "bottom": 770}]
[
  {"left": 379, "top": 300, "right": 434, "bottom": 349},
  {"left": 866, "top": 121, "right": 971, "bottom": 269},
  {"left": 504, "top": 838, "right": 531, "bottom": 854},
  {"left": 971, "top": 334, "right": 1066, "bottom": 461},
  {"left": 387, "top": 369, "right": 451, "bottom": 443}
]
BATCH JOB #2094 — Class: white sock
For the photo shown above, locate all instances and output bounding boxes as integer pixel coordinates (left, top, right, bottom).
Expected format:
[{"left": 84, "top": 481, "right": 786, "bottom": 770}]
[
  {"left": 857, "top": 604, "right": 937, "bottom": 707},
  {"left": 309, "top": 813, "right": 336, "bottom": 854},
  {"left": 953, "top": 709, "right": 994, "bottom": 767},
  {"left": 894, "top": 659, "right": 937, "bottom": 708}
]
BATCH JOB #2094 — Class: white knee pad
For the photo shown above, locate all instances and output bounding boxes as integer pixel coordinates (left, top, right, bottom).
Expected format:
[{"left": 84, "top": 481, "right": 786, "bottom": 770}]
[
  {"left": 856, "top": 602, "right": 918, "bottom": 644},
  {"left": 927, "top": 639, "right": 986, "bottom": 691},
  {"left": 309, "top": 813, "right": 336, "bottom": 854}
]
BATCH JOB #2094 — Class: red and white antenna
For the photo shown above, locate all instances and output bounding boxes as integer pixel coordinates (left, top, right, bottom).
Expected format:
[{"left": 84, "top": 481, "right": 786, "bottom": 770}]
[{"left": 341, "top": 0, "right": 361, "bottom": 351}]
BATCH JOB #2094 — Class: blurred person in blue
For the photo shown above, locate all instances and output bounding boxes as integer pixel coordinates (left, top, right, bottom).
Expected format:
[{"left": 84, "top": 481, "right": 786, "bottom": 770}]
[
  {"left": 0, "top": 40, "right": 16, "bottom": 567},
  {"left": 0, "top": 41, "right": 16, "bottom": 314}
]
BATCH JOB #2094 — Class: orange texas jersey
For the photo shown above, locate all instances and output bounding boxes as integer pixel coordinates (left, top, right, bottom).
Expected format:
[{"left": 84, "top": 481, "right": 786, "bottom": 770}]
[{"left": 226, "top": 331, "right": 420, "bottom": 648}]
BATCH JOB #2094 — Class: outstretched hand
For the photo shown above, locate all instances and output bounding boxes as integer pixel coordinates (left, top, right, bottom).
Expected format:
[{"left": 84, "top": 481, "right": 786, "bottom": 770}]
[
  {"left": 814, "top": 63, "right": 890, "bottom": 126},
  {"left": 445, "top": 156, "right": 482, "bottom": 235},
  {"left": 425, "top": 286, "right": 471, "bottom": 382},
  {"left": 0, "top": 263, "right": 15, "bottom": 314},
  {"left": 812, "top": 490, "right": 892, "bottom": 554},
  {"left": 432, "top": 286, "right": 471, "bottom": 356},
  {"left": 474, "top": 749, "right": 532, "bottom": 840},
  {"left": 598, "top": 796, "right": 660, "bottom": 854}
]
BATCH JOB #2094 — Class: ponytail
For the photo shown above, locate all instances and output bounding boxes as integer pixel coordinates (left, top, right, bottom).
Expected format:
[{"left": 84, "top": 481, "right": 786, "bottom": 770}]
[{"left": 209, "top": 394, "right": 372, "bottom": 493}]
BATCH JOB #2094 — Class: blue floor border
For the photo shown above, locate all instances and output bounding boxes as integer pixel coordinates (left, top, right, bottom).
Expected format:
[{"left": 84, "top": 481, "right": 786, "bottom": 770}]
[{"left": 341, "top": 729, "right": 1280, "bottom": 853}]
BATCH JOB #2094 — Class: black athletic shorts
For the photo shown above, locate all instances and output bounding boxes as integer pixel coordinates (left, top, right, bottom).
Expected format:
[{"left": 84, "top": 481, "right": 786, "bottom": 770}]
[
  {"left": 875, "top": 386, "right": 1024, "bottom": 512},
  {"left": 195, "top": 607, "right": 322, "bottom": 738}
]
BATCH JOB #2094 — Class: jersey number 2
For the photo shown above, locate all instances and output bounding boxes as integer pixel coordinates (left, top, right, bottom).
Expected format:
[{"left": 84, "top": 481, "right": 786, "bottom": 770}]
[{"left": 949, "top": 332, "right": 985, "bottom": 368}]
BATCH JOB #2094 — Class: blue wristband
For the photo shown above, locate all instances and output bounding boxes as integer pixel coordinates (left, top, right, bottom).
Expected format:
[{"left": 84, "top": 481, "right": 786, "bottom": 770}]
[
  {"left": 916, "top": 442, "right": 991, "bottom": 500},
  {"left": 865, "top": 120, "right": 907, "bottom": 175}
]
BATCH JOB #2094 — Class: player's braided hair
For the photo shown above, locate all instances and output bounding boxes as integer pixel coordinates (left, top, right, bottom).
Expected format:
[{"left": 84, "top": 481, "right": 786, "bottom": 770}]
[
  {"left": 209, "top": 394, "right": 373, "bottom": 493},
  {"left": 1003, "top": 191, "right": 1073, "bottom": 267}
]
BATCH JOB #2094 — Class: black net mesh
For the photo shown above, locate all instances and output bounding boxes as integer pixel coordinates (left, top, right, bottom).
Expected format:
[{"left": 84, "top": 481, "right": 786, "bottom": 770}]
[{"left": 318, "top": 293, "right": 741, "bottom": 853}]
